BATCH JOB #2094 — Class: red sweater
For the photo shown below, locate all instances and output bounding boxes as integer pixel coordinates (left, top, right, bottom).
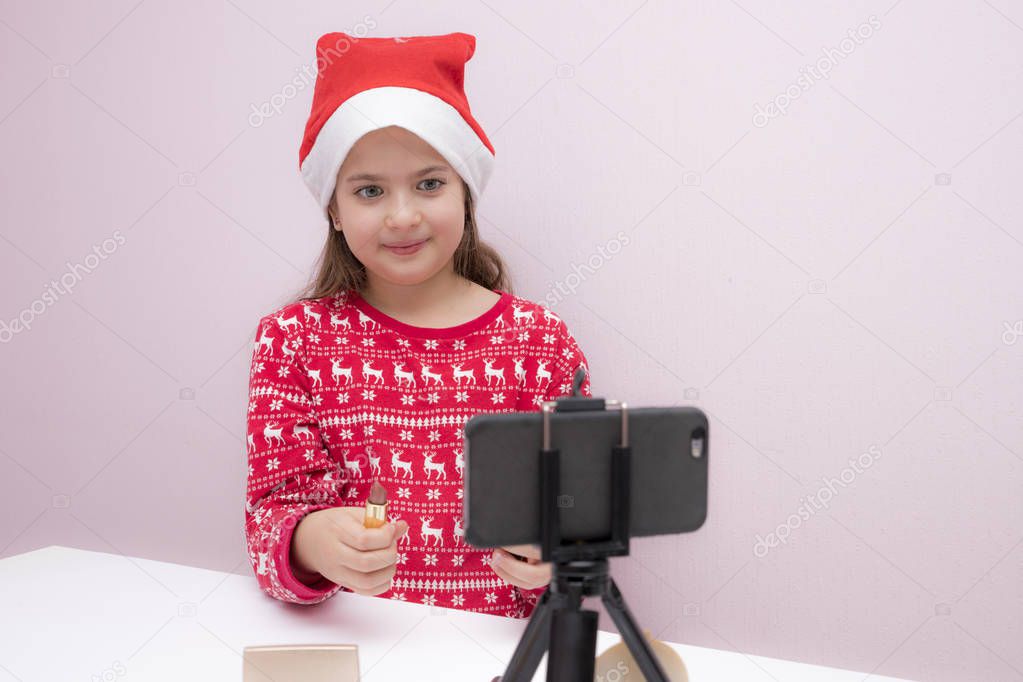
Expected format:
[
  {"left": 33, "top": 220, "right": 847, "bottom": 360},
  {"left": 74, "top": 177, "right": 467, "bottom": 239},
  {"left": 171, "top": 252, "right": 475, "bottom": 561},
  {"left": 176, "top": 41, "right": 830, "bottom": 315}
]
[{"left": 244, "top": 287, "right": 592, "bottom": 618}]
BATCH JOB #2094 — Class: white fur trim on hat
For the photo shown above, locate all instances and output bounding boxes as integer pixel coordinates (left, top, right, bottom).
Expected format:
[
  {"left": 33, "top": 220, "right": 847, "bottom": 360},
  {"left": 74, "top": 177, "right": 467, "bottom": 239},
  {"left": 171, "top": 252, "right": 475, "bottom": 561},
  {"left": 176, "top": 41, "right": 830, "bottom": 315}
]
[{"left": 300, "top": 86, "right": 494, "bottom": 216}]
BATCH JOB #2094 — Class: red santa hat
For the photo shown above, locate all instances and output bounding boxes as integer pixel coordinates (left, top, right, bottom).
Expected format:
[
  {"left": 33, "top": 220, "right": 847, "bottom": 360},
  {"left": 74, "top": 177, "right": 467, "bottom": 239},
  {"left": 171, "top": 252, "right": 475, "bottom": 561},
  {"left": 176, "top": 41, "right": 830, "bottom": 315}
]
[{"left": 298, "top": 31, "right": 495, "bottom": 217}]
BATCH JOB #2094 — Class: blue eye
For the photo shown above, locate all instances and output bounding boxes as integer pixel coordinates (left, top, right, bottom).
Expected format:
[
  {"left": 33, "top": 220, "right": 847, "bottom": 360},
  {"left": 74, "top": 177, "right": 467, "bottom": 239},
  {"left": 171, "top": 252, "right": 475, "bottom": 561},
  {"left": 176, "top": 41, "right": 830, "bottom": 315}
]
[
  {"left": 355, "top": 185, "right": 382, "bottom": 199},
  {"left": 354, "top": 179, "right": 445, "bottom": 199}
]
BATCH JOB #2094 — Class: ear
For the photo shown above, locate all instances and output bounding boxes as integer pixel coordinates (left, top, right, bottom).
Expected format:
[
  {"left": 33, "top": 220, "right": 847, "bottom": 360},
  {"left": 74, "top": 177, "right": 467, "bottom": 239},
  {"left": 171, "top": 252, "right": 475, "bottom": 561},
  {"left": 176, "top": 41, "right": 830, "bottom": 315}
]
[{"left": 327, "top": 199, "right": 339, "bottom": 229}]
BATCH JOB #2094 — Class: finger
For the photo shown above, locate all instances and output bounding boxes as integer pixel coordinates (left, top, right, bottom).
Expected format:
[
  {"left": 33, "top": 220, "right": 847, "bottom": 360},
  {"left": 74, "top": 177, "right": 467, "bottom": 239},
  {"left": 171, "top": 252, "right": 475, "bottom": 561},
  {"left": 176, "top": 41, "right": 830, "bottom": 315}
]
[
  {"left": 323, "top": 560, "right": 397, "bottom": 594},
  {"left": 489, "top": 558, "right": 520, "bottom": 588},
  {"left": 358, "top": 575, "right": 396, "bottom": 597},
  {"left": 351, "top": 579, "right": 392, "bottom": 597},
  {"left": 500, "top": 544, "right": 541, "bottom": 561},
  {"left": 492, "top": 550, "right": 550, "bottom": 590},
  {"left": 337, "top": 565, "right": 397, "bottom": 597},
  {"left": 498, "top": 546, "right": 540, "bottom": 563},
  {"left": 333, "top": 512, "right": 403, "bottom": 552},
  {"left": 340, "top": 580, "right": 390, "bottom": 597},
  {"left": 335, "top": 521, "right": 408, "bottom": 574},
  {"left": 335, "top": 537, "right": 400, "bottom": 573},
  {"left": 491, "top": 557, "right": 549, "bottom": 591}
]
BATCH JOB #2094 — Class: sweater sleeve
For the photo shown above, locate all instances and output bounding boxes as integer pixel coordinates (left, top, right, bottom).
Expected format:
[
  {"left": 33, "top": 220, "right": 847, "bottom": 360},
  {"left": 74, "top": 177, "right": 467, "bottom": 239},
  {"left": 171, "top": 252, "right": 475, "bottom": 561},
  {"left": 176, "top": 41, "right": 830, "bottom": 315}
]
[
  {"left": 244, "top": 310, "right": 348, "bottom": 605},
  {"left": 542, "top": 318, "right": 592, "bottom": 400},
  {"left": 517, "top": 317, "right": 592, "bottom": 612}
]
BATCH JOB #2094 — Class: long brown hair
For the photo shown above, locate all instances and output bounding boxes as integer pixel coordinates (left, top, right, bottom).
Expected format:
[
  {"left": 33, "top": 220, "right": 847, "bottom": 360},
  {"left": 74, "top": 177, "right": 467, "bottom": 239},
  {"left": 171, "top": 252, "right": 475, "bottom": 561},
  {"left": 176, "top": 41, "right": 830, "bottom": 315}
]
[{"left": 292, "top": 179, "right": 513, "bottom": 304}]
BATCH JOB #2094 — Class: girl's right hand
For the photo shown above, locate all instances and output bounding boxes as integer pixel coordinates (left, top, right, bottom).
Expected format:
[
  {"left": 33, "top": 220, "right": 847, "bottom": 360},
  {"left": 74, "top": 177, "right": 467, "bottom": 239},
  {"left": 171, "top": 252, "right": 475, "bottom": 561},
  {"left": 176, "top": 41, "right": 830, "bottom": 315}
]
[{"left": 291, "top": 506, "right": 409, "bottom": 596}]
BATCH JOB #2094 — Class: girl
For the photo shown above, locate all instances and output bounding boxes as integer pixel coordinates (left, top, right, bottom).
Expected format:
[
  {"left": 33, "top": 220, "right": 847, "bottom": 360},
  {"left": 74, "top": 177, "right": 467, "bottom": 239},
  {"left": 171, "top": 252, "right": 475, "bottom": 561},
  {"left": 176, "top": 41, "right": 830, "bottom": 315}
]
[{"left": 244, "top": 31, "right": 591, "bottom": 620}]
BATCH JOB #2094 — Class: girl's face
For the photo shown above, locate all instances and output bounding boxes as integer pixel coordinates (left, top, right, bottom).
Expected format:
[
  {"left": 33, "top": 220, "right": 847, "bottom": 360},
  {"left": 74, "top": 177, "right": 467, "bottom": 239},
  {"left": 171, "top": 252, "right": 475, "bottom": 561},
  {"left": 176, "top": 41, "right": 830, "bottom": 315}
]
[{"left": 329, "top": 126, "right": 467, "bottom": 288}]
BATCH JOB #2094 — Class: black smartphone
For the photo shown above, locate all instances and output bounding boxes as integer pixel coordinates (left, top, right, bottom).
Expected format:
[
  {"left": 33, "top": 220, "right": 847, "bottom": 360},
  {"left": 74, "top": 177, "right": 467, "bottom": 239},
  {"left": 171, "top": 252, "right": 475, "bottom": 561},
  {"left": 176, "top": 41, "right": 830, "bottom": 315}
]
[{"left": 462, "top": 405, "right": 709, "bottom": 548}]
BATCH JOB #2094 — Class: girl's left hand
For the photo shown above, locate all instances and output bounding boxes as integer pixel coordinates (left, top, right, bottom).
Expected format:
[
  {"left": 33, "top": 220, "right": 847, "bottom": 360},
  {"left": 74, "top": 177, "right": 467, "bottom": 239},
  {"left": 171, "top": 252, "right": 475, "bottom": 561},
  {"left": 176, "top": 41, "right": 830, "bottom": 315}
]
[{"left": 489, "top": 544, "right": 551, "bottom": 590}]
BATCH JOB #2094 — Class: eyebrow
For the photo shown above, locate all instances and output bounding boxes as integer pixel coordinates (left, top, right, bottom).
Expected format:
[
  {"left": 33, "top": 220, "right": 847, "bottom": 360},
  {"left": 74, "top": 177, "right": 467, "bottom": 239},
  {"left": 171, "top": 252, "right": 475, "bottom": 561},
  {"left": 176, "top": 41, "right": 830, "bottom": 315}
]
[{"left": 344, "top": 165, "right": 450, "bottom": 183}]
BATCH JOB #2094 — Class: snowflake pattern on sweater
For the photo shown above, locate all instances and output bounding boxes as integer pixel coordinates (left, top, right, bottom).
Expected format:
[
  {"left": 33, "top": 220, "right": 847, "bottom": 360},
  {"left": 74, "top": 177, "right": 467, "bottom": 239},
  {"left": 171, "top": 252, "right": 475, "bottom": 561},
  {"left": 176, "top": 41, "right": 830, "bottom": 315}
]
[{"left": 244, "top": 287, "right": 591, "bottom": 619}]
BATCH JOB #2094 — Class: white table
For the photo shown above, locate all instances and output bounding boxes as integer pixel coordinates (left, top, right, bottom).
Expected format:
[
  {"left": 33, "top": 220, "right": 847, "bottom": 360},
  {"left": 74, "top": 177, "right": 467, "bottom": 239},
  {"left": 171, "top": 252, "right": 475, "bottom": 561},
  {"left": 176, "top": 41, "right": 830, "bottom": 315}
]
[{"left": 0, "top": 546, "right": 911, "bottom": 681}]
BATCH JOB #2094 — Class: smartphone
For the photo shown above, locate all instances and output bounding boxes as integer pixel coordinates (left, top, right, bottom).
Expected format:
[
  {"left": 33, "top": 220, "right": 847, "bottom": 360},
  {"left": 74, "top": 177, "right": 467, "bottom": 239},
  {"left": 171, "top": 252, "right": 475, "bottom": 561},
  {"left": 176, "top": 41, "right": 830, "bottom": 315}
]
[{"left": 462, "top": 405, "right": 708, "bottom": 548}]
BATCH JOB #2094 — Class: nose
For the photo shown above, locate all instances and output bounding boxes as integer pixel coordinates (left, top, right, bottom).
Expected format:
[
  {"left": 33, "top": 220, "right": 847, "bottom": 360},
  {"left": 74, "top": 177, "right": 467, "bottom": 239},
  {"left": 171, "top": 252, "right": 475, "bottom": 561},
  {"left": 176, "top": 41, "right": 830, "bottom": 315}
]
[{"left": 384, "top": 195, "right": 423, "bottom": 229}]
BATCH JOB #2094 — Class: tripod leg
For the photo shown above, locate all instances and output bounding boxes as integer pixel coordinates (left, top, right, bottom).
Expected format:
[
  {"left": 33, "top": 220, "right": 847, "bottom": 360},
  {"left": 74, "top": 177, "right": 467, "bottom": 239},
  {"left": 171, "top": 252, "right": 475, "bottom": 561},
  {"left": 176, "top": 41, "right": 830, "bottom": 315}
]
[
  {"left": 547, "top": 607, "right": 598, "bottom": 682},
  {"left": 600, "top": 578, "right": 671, "bottom": 682},
  {"left": 499, "top": 590, "right": 554, "bottom": 682}
]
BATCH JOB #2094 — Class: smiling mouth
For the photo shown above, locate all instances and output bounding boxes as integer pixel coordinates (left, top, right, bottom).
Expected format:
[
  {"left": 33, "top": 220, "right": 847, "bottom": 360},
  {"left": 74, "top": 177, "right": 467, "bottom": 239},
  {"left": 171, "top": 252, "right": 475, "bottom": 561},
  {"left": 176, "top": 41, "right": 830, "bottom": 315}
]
[
  {"left": 383, "top": 239, "right": 428, "bottom": 255},
  {"left": 384, "top": 239, "right": 427, "bottom": 248}
]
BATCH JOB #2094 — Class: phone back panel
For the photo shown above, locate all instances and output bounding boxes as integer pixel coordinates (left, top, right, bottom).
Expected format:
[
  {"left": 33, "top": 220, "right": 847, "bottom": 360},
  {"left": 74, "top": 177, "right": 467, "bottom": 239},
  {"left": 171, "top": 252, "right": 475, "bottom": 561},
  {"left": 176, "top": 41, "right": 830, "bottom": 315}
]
[{"left": 463, "top": 405, "right": 708, "bottom": 548}]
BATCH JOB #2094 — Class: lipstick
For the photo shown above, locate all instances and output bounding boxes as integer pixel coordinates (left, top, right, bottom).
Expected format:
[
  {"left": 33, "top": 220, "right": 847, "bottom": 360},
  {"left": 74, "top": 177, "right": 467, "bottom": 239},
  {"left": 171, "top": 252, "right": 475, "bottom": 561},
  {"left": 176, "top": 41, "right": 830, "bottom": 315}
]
[{"left": 363, "top": 479, "right": 388, "bottom": 529}]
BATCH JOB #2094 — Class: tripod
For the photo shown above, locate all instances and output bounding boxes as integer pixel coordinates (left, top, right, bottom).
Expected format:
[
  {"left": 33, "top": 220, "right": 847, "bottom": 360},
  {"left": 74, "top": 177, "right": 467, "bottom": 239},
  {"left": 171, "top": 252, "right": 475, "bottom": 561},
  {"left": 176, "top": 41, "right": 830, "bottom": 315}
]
[{"left": 495, "top": 372, "right": 671, "bottom": 682}]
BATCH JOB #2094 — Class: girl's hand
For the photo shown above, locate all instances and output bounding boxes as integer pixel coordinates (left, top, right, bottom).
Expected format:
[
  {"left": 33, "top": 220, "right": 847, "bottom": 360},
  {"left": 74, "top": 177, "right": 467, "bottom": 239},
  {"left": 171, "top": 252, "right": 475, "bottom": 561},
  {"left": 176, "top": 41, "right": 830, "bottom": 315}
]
[
  {"left": 291, "top": 506, "right": 409, "bottom": 596},
  {"left": 489, "top": 543, "right": 551, "bottom": 590}
]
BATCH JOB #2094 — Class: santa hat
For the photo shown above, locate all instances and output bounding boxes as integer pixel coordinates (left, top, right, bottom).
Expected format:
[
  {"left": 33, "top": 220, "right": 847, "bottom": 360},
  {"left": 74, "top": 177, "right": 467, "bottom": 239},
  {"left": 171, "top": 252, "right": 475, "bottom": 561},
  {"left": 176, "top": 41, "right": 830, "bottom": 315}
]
[{"left": 298, "top": 31, "right": 495, "bottom": 217}]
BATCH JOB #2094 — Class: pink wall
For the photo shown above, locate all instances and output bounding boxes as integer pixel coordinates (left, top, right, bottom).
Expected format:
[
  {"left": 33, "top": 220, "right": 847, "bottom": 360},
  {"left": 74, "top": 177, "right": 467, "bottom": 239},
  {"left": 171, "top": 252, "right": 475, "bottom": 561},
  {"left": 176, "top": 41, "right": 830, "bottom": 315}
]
[{"left": 2, "top": 2, "right": 1021, "bottom": 680}]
